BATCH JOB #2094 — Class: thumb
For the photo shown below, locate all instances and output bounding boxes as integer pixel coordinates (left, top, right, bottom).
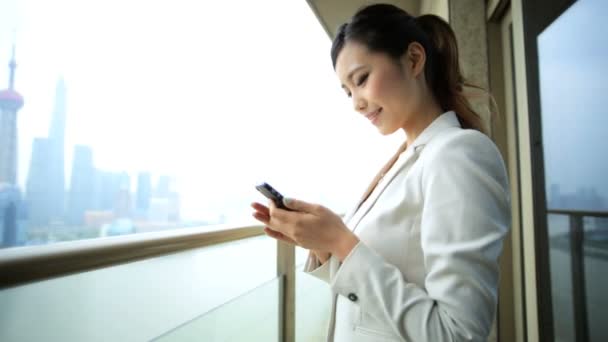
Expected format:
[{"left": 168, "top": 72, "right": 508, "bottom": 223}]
[{"left": 283, "top": 197, "right": 319, "bottom": 213}]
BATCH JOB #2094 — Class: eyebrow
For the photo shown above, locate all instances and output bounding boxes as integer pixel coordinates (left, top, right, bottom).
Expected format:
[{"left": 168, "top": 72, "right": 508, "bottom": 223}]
[{"left": 341, "top": 65, "right": 366, "bottom": 90}]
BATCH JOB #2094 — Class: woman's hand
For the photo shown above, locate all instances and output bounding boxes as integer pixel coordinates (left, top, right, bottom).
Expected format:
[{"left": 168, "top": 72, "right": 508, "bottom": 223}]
[{"left": 251, "top": 199, "right": 359, "bottom": 261}]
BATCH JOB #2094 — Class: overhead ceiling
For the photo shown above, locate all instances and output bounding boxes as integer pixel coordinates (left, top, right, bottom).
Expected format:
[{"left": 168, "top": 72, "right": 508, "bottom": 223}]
[{"left": 306, "top": 0, "right": 422, "bottom": 38}]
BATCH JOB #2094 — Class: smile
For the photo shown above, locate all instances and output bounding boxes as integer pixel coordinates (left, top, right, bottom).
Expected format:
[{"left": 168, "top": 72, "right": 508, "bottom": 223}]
[{"left": 366, "top": 108, "right": 382, "bottom": 123}]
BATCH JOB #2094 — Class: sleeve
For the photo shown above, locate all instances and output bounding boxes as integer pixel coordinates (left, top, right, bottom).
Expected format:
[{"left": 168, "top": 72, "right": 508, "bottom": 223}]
[
  {"left": 303, "top": 251, "right": 332, "bottom": 283},
  {"left": 329, "top": 131, "right": 511, "bottom": 341}
]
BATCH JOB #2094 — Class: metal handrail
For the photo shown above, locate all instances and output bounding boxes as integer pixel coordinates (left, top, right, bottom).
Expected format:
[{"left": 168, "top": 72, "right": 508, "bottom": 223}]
[
  {"left": 546, "top": 208, "right": 608, "bottom": 218},
  {"left": 0, "top": 224, "right": 265, "bottom": 289},
  {"left": 546, "top": 208, "right": 607, "bottom": 342}
]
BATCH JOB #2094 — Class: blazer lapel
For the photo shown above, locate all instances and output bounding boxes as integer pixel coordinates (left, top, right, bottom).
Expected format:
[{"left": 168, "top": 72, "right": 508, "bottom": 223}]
[{"left": 348, "top": 146, "right": 420, "bottom": 233}]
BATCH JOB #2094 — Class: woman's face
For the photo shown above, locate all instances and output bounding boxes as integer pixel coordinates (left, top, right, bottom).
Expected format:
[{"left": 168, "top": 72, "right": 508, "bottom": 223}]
[{"left": 335, "top": 41, "right": 426, "bottom": 135}]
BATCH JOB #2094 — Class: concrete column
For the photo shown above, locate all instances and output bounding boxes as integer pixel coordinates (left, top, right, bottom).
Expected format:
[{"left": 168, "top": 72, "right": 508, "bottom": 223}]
[
  {"left": 449, "top": 0, "right": 493, "bottom": 136},
  {"left": 420, "top": 0, "right": 449, "bottom": 21}
]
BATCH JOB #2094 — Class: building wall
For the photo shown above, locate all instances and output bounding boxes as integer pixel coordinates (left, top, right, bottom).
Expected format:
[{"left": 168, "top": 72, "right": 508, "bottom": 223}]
[{"left": 420, "top": 0, "right": 449, "bottom": 21}]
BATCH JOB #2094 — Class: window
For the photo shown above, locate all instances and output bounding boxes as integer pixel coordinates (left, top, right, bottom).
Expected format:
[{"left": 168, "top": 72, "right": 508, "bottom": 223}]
[{"left": 538, "top": 0, "right": 608, "bottom": 340}]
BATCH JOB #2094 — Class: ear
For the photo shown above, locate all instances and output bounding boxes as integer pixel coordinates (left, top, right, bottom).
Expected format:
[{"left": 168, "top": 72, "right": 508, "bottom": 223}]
[{"left": 401, "top": 42, "right": 426, "bottom": 78}]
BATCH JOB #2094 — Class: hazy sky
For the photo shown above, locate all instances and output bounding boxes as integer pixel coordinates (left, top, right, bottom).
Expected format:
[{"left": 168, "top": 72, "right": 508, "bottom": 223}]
[
  {"left": 2, "top": 0, "right": 604, "bottom": 222},
  {"left": 0, "top": 0, "right": 404, "bottom": 221},
  {"left": 538, "top": 0, "right": 608, "bottom": 203}
]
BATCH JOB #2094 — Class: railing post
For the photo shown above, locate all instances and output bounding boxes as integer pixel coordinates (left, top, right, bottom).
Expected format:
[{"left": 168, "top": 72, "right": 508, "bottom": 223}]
[
  {"left": 569, "top": 214, "right": 589, "bottom": 342},
  {"left": 277, "top": 240, "right": 295, "bottom": 342}
]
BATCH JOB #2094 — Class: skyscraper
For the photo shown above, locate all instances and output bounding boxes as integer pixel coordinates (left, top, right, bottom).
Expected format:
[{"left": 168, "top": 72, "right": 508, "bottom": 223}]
[
  {"left": 92, "top": 171, "right": 121, "bottom": 211},
  {"left": 25, "top": 78, "right": 68, "bottom": 226},
  {"left": 26, "top": 138, "right": 53, "bottom": 226},
  {"left": 67, "top": 145, "right": 95, "bottom": 225},
  {"left": 114, "top": 172, "right": 131, "bottom": 218},
  {"left": 0, "top": 184, "right": 22, "bottom": 246},
  {"left": 136, "top": 172, "right": 152, "bottom": 213},
  {"left": 155, "top": 175, "right": 170, "bottom": 197},
  {"left": 0, "top": 44, "right": 24, "bottom": 185}
]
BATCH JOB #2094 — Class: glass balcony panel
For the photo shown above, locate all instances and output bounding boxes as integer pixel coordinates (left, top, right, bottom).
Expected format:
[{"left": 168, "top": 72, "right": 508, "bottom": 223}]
[
  {"left": 295, "top": 246, "right": 331, "bottom": 341},
  {"left": 154, "top": 277, "right": 280, "bottom": 342},
  {"left": 0, "top": 235, "right": 276, "bottom": 341}
]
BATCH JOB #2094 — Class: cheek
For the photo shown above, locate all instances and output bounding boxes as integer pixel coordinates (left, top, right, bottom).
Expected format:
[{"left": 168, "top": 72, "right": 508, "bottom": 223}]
[
  {"left": 370, "top": 71, "right": 411, "bottom": 113},
  {"left": 365, "top": 76, "right": 385, "bottom": 103}
]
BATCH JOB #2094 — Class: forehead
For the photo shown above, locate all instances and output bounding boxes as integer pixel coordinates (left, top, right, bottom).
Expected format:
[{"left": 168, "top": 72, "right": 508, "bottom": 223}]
[{"left": 335, "top": 41, "right": 374, "bottom": 82}]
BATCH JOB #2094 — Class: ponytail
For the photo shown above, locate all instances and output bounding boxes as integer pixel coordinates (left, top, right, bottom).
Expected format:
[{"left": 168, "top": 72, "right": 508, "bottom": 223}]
[
  {"left": 415, "top": 14, "right": 488, "bottom": 135},
  {"left": 332, "top": 5, "right": 493, "bottom": 136}
]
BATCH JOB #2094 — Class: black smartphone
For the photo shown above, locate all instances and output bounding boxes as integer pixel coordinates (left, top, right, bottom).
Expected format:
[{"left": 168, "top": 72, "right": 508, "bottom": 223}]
[{"left": 255, "top": 182, "right": 292, "bottom": 211}]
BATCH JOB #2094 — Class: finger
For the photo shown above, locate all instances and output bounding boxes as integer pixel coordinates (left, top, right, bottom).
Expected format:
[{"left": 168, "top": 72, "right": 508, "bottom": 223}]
[
  {"left": 264, "top": 227, "right": 297, "bottom": 245},
  {"left": 282, "top": 198, "right": 321, "bottom": 214},
  {"left": 267, "top": 200, "right": 286, "bottom": 223},
  {"left": 252, "top": 212, "right": 270, "bottom": 224},
  {"left": 268, "top": 204, "right": 298, "bottom": 223},
  {"left": 251, "top": 202, "right": 270, "bottom": 215}
]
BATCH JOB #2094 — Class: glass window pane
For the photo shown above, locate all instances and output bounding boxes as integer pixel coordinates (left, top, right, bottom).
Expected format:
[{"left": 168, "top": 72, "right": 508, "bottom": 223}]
[
  {"left": 538, "top": 0, "right": 608, "bottom": 340},
  {"left": 538, "top": 0, "right": 608, "bottom": 213},
  {"left": 0, "top": 0, "right": 403, "bottom": 249}
]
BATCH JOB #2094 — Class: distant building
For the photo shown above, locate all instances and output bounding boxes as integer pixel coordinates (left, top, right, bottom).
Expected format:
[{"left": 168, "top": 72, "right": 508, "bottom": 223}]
[
  {"left": 91, "top": 171, "right": 121, "bottom": 211},
  {"left": 25, "top": 138, "right": 54, "bottom": 226},
  {"left": 155, "top": 175, "right": 171, "bottom": 197},
  {"left": 67, "top": 145, "right": 95, "bottom": 224},
  {"left": 148, "top": 174, "right": 180, "bottom": 222},
  {"left": 167, "top": 191, "right": 180, "bottom": 222},
  {"left": 0, "top": 184, "right": 23, "bottom": 246},
  {"left": 114, "top": 172, "right": 131, "bottom": 218},
  {"left": 83, "top": 210, "right": 114, "bottom": 229},
  {"left": 148, "top": 197, "right": 171, "bottom": 223},
  {"left": 25, "top": 78, "right": 68, "bottom": 226},
  {"left": 100, "top": 218, "right": 134, "bottom": 237},
  {"left": 136, "top": 172, "right": 152, "bottom": 215},
  {"left": 549, "top": 183, "right": 607, "bottom": 212}
]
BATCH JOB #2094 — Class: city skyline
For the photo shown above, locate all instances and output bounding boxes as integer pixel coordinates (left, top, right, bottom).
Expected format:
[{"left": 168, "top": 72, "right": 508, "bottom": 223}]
[{"left": 0, "top": 52, "right": 185, "bottom": 245}]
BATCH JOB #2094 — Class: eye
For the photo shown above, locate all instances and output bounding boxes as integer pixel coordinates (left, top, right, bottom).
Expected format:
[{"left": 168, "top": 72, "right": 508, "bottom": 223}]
[{"left": 356, "top": 73, "right": 369, "bottom": 86}]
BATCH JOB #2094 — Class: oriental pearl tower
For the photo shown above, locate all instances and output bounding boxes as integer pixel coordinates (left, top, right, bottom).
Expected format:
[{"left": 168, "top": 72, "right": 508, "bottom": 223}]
[
  {"left": 0, "top": 43, "right": 24, "bottom": 246},
  {"left": 0, "top": 43, "right": 24, "bottom": 185}
]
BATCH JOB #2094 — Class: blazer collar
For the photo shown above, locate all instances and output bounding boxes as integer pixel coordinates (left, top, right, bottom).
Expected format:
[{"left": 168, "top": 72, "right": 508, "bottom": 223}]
[
  {"left": 409, "top": 111, "right": 461, "bottom": 151},
  {"left": 344, "top": 111, "right": 461, "bottom": 229}
]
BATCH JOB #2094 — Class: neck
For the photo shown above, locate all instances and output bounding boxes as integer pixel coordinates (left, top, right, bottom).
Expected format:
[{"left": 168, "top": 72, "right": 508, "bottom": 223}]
[{"left": 402, "top": 101, "right": 444, "bottom": 146}]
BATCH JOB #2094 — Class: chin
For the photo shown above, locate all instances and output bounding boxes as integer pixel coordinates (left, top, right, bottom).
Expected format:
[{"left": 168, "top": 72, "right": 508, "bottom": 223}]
[{"left": 377, "top": 125, "right": 398, "bottom": 136}]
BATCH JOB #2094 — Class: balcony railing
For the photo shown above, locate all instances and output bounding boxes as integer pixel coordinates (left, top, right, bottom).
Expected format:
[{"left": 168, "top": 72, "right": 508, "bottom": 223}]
[
  {"left": 546, "top": 209, "right": 608, "bottom": 342},
  {"left": 0, "top": 224, "right": 304, "bottom": 341}
]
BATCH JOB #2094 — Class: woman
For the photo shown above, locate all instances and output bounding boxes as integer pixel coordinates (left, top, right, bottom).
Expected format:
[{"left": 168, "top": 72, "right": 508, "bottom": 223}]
[{"left": 251, "top": 4, "right": 510, "bottom": 341}]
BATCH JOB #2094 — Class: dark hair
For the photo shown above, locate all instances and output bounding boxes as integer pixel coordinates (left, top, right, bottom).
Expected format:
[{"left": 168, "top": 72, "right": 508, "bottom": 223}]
[{"left": 331, "top": 4, "right": 487, "bottom": 134}]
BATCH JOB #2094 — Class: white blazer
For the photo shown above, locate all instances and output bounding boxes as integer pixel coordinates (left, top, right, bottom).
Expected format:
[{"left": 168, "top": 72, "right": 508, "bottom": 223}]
[{"left": 304, "top": 111, "right": 510, "bottom": 342}]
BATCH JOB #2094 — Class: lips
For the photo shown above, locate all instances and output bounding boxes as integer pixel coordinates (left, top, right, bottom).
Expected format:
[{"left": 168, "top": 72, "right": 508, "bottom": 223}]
[{"left": 366, "top": 108, "right": 382, "bottom": 122}]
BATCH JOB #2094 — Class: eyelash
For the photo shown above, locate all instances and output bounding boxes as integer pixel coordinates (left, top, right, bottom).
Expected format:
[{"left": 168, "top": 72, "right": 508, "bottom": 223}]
[
  {"left": 346, "top": 73, "right": 369, "bottom": 98},
  {"left": 356, "top": 73, "right": 369, "bottom": 86}
]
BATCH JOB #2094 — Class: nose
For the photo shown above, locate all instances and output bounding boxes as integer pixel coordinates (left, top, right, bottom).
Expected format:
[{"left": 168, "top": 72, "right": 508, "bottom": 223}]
[{"left": 352, "top": 94, "right": 367, "bottom": 113}]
